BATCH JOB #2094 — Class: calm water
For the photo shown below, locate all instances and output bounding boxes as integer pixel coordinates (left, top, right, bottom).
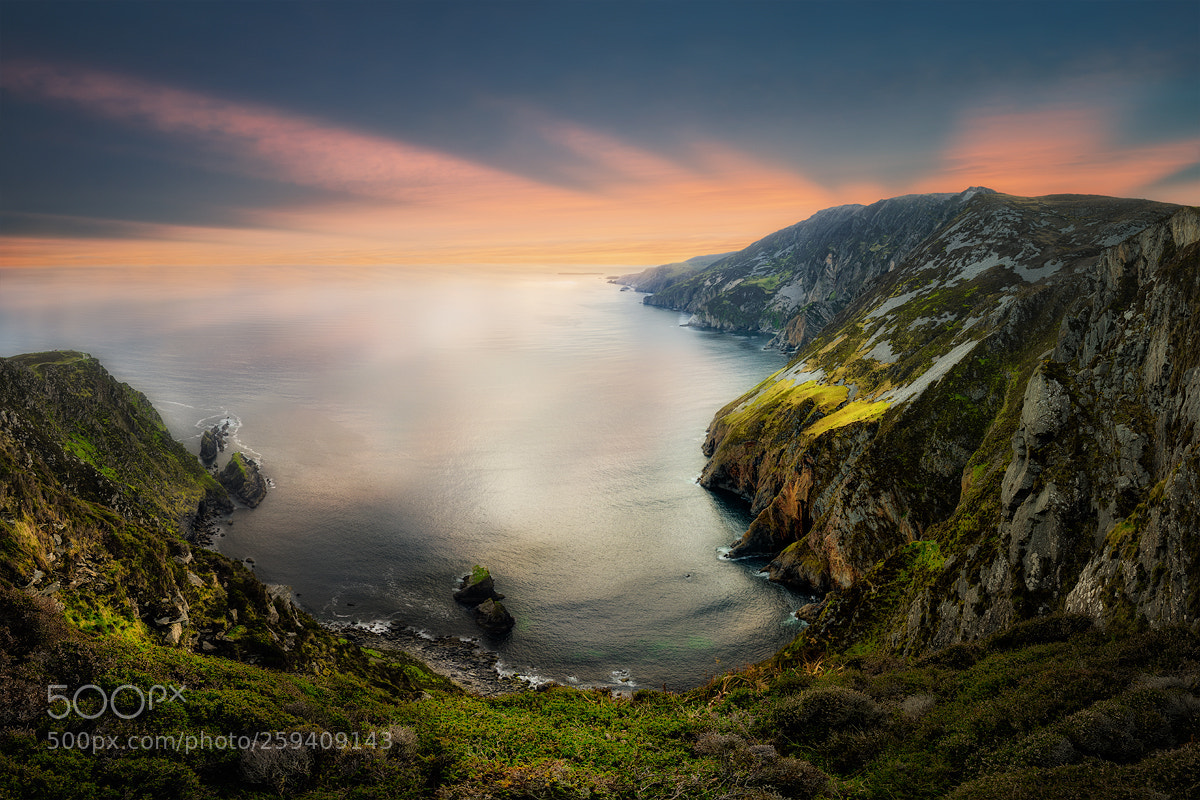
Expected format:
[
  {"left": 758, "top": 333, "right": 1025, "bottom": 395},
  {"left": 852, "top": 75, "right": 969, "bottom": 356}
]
[{"left": 1, "top": 266, "right": 802, "bottom": 689}]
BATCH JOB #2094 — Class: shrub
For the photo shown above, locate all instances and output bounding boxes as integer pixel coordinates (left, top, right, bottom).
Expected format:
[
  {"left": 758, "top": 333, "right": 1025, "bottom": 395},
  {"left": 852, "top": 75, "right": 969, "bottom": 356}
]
[
  {"left": 695, "top": 730, "right": 829, "bottom": 798},
  {"left": 766, "top": 686, "right": 885, "bottom": 747},
  {"left": 239, "top": 738, "right": 313, "bottom": 794},
  {"left": 984, "top": 615, "right": 1093, "bottom": 652},
  {"left": 769, "top": 671, "right": 815, "bottom": 697},
  {"left": 899, "top": 694, "right": 937, "bottom": 720}
]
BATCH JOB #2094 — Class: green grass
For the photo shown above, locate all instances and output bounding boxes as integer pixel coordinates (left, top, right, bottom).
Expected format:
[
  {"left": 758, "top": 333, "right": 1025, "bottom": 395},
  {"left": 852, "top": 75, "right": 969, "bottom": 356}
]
[{"left": 804, "top": 398, "right": 891, "bottom": 438}]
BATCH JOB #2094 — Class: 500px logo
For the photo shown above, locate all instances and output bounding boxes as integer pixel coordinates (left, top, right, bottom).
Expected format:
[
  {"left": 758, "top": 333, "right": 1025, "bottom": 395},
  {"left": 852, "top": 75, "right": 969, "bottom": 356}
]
[{"left": 47, "top": 684, "right": 186, "bottom": 720}]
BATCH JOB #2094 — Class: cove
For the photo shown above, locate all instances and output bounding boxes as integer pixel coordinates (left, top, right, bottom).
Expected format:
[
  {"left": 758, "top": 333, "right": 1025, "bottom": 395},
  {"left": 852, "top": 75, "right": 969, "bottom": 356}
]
[{"left": 0, "top": 266, "right": 802, "bottom": 689}]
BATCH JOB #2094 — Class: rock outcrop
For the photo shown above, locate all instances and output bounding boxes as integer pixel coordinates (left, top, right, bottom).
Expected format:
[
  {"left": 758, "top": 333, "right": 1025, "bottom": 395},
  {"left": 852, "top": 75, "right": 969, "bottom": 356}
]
[
  {"left": 454, "top": 565, "right": 515, "bottom": 633},
  {"left": 218, "top": 451, "right": 268, "bottom": 507}
]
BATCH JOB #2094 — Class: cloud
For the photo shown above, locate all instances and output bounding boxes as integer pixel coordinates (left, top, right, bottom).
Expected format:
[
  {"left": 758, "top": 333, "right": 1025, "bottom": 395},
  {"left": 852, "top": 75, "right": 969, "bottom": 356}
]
[
  {"left": 4, "top": 59, "right": 1193, "bottom": 271},
  {"left": 918, "top": 100, "right": 1200, "bottom": 202},
  {"left": 1, "top": 59, "right": 528, "bottom": 204},
  {"left": 1, "top": 59, "right": 859, "bottom": 268}
]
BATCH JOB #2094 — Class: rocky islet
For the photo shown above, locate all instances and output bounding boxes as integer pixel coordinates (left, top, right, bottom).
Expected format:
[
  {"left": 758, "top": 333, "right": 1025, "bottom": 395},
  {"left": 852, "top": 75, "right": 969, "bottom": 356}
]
[{"left": 454, "top": 564, "right": 516, "bottom": 634}]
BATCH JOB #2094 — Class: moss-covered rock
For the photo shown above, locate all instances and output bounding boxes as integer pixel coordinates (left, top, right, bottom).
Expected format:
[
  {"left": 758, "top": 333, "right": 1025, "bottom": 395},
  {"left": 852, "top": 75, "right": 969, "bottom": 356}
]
[
  {"left": 453, "top": 564, "right": 500, "bottom": 605},
  {"left": 217, "top": 451, "right": 268, "bottom": 508}
]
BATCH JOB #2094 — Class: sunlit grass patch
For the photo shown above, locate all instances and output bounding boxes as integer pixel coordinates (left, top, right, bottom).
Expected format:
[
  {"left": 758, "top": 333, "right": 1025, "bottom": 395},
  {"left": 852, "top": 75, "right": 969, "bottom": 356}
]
[{"left": 804, "top": 399, "right": 890, "bottom": 437}]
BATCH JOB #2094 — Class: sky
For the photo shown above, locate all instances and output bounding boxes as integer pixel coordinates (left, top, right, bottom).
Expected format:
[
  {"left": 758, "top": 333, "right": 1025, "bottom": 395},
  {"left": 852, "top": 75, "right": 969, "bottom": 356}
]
[{"left": 1, "top": 0, "right": 1197, "bottom": 271}]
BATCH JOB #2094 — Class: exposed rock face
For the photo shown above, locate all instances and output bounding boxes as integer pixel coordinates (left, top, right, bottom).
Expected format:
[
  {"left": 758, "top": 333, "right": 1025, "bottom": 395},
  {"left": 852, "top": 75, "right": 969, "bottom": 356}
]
[
  {"left": 909, "top": 206, "right": 1200, "bottom": 648},
  {"left": 199, "top": 428, "right": 218, "bottom": 465},
  {"left": 218, "top": 452, "right": 268, "bottom": 507},
  {"left": 694, "top": 190, "right": 1197, "bottom": 653}
]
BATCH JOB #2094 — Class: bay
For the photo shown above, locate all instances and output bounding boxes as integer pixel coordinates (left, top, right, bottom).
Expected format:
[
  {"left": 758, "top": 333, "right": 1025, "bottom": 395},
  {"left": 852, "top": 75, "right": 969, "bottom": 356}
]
[{"left": 0, "top": 265, "right": 803, "bottom": 689}]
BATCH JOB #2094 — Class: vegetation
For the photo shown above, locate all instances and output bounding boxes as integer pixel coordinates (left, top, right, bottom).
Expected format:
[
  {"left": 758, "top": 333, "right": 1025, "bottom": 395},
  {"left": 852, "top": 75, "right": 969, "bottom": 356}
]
[{"left": 4, "top": 578, "right": 1198, "bottom": 799}]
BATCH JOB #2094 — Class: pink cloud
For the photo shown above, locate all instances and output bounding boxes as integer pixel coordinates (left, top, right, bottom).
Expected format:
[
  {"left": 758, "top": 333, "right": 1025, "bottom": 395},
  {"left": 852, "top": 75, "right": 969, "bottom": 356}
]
[
  {"left": 919, "top": 102, "right": 1200, "bottom": 202},
  {"left": 1, "top": 59, "right": 529, "bottom": 204},
  {"left": 2, "top": 59, "right": 863, "bottom": 268}
]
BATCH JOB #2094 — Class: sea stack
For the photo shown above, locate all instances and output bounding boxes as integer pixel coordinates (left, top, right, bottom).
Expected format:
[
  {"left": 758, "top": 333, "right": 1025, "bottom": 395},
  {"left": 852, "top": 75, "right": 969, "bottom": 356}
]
[
  {"left": 474, "top": 598, "right": 516, "bottom": 634},
  {"left": 218, "top": 451, "right": 269, "bottom": 507},
  {"left": 199, "top": 428, "right": 219, "bottom": 465},
  {"left": 455, "top": 565, "right": 515, "bottom": 633}
]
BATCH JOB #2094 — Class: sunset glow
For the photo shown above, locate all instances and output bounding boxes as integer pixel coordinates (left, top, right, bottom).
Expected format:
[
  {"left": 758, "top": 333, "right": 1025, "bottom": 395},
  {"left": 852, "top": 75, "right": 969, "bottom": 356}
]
[{"left": 2, "top": 2, "right": 1196, "bottom": 271}]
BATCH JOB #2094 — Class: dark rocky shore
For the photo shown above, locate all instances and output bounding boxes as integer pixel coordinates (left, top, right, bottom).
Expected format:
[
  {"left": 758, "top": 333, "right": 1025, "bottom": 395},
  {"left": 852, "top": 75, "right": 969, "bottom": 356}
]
[{"left": 340, "top": 624, "right": 533, "bottom": 697}]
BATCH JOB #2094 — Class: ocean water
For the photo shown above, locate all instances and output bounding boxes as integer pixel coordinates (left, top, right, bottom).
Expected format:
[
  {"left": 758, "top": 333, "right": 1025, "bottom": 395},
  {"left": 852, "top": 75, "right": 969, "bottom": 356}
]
[{"left": 0, "top": 265, "right": 804, "bottom": 689}]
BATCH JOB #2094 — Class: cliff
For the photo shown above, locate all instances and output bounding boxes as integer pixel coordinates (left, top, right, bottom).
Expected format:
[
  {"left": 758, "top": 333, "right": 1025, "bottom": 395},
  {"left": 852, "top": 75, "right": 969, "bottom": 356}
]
[
  {"left": 609, "top": 252, "right": 732, "bottom": 293},
  {"left": 0, "top": 351, "right": 445, "bottom": 678},
  {"left": 641, "top": 188, "right": 999, "bottom": 349},
  {"left": 698, "top": 192, "right": 1199, "bottom": 654}
]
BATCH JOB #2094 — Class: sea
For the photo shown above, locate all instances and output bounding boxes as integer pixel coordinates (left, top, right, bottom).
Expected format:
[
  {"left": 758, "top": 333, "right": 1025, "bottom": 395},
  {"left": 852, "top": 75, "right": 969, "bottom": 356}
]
[{"left": 0, "top": 265, "right": 806, "bottom": 690}]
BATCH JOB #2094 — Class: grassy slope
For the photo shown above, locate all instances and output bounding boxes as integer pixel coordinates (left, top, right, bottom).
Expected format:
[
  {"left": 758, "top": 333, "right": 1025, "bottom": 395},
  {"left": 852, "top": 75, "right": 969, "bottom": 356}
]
[{"left": 6, "top": 578, "right": 1198, "bottom": 800}]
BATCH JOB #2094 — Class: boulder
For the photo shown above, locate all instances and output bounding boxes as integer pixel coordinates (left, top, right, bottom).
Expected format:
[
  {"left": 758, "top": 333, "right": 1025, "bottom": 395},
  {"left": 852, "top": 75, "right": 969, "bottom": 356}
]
[
  {"left": 163, "top": 622, "right": 184, "bottom": 646},
  {"left": 454, "top": 565, "right": 500, "bottom": 605},
  {"left": 474, "top": 598, "right": 515, "bottom": 634}
]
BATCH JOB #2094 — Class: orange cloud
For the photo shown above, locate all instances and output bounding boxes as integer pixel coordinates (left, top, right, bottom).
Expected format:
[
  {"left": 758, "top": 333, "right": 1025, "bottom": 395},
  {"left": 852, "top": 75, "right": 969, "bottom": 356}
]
[
  {"left": 1, "top": 60, "right": 856, "bottom": 269},
  {"left": 5, "top": 60, "right": 1193, "bottom": 272},
  {"left": 918, "top": 103, "right": 1200, "bottom": 202}
]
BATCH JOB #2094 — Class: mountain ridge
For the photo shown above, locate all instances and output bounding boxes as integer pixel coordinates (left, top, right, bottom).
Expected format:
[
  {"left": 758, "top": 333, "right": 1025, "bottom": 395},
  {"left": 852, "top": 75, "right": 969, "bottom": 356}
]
[{"left": 629, "top": 188, "right": 999, "bottom": 349}]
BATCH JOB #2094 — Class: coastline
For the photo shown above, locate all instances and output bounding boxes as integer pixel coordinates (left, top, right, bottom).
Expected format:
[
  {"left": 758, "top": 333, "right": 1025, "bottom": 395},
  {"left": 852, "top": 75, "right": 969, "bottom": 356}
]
[
  {"left": 192, "top": 447, "right": 531, "bottom": 697},
  {"left": 340, "top": 623, "right": 534, "bottom": 697}
]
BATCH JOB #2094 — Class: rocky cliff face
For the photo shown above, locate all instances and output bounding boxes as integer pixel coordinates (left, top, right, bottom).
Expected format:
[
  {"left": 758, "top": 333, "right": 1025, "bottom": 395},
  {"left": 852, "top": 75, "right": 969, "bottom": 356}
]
[
  {"left": 697, "top": 192, "right": 1198, "bottom": 652},
  {"left": 0, "top": 352, "right": 329, "bottom": 668},
  {"left": 639, "top": 188, "right": 995, "bottom": 349},
  {"left": 902, "top": 206, "right": 1200, "bottom": 650}
]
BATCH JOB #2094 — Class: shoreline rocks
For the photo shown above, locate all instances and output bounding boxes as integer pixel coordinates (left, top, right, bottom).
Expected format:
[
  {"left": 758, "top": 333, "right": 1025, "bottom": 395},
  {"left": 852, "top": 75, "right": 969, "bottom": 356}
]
[{"left": 341, "top": 624, "right": 531, "bottom": 697}]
